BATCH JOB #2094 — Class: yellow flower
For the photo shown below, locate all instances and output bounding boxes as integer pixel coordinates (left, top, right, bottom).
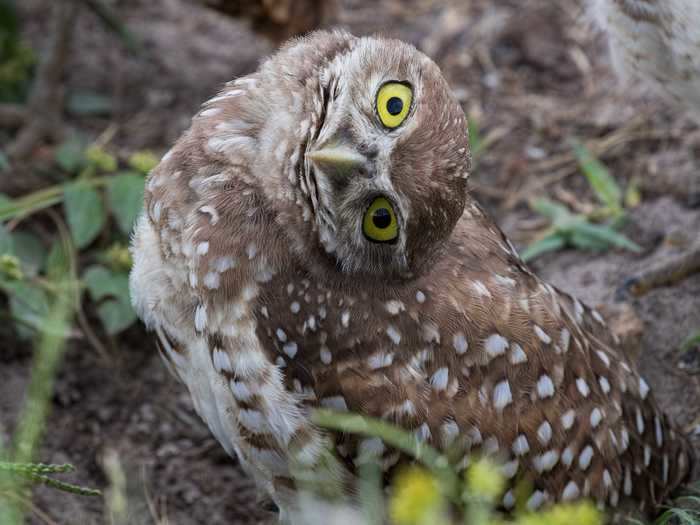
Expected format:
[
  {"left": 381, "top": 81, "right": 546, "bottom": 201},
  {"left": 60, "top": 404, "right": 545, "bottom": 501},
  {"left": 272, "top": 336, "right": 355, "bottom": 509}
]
[
  {"left": 104, "top": 243, "right": 133, "bottom": 272},
  {"left": 389, "top": 466, "right": 444, "bottom": 525},
  {"left": 0, "top": 254, "right": 23, "bottom": 281},
  {"left": 85, "top": 145, "right": 118, "bottom": 173},
  {"left": 516, "top": 501, "right": 602, "bottom": 525},
  {"left": 128, "top": 151, "right": 160, "bottom": 175},
  {"left": 465, "top": 457, "right": 506, "bottom": 502}
]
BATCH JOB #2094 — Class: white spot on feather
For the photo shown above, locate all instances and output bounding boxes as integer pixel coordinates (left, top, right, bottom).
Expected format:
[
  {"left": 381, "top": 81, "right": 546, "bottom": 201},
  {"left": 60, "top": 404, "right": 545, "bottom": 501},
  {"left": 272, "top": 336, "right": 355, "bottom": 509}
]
[
  {"left": 510, "top": 344, "right": 527, "bottom": 364},
  {"left": 512, "top": 434, "right": 530, "bottom": 456},
  {"left": 578, "top": 445, "right": 594, "bottom": 470},
  {"left": 484, "top": 334, "right": 508, "bottom": 358},
  {"left": 194, "top": 304, "right": 207, "bottom": 332},
  {"left": 534, "top": 325, "right": 551, "bottom": 344},
  {"left": 431, "top": 368, "right": 449, "bottom": 391},
  {"left": 493, "top": 379, "right": 512, "bottom": 410},
  {"left": 453, "top": 332, "right": 468, "bottom": 354},
  {"left": 386, "top": 325, "right": 401, "bottom": 345},
  {"left": 537, "top": 375, "right": 555, "bottom": 399}
]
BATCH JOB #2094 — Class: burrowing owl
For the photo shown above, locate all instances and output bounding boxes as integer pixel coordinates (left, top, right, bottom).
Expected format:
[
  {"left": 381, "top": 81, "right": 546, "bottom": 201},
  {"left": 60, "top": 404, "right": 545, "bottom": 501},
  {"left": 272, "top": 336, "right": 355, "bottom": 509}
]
[{"left": 129, "top": 30, "right": 693, "bottom": 521}]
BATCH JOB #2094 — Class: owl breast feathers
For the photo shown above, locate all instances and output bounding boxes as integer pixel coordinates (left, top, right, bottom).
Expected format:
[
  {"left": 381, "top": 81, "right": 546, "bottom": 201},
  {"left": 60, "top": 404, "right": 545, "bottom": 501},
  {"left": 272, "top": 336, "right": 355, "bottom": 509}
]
[{"left": 129, "top": 30, "right": 693, "bottom": 521}]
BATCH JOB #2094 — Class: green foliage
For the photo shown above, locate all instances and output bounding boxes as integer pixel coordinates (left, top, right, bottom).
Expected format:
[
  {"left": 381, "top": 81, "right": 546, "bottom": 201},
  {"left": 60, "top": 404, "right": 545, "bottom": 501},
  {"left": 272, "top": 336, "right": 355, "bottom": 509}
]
[
  {"left": 107, "top": 173, "right": 145, "bottom": 235},
  {"left": 680, "top": 332, "right": 700, "bottom": 354},
  {"left": 573, "top": 142, "right": 623, "bottom": 219},
  {"left": 313, "top": 410, "right": 604, "bottom": 525},
  {"left": 0, "top": 140, "right": 153, "bottom": 339},
  {"left": 0, "top": 462, "right": 100, "bottom": 497},
  {"left": 0, "top": 232, "right": 100, "bottom": 524},
  {"left": 469, "top": 117, "right": 483, "bottom": 161},
  {"left": 523, "top": 144, "right": 641, "bottom": 262},
  {"left": 0, "top": 0, "right": 35, "bottom": 103},
  {"left": 83, "top": 264, "right": 136, "bottom": 334},
  {"left": 64, "top": 181, "right": 106, "bottom": 249}
]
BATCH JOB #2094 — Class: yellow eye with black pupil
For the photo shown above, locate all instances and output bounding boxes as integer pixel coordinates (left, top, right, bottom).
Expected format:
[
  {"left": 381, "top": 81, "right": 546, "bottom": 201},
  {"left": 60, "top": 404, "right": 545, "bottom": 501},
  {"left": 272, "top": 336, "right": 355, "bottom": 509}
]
[
  {"left": 376, "top": 82, "right": 412, "bottom": 129},
  {"left": 363, "top": 197, "right": 398, "bottom": 243}
]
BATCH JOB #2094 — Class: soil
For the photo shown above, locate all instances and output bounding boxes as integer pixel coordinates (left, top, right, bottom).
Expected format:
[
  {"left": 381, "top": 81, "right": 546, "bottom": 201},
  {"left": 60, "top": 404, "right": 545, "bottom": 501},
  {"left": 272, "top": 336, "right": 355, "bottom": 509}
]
[{"left": 3, "top": 0, "right": 700, "bottom": 523}]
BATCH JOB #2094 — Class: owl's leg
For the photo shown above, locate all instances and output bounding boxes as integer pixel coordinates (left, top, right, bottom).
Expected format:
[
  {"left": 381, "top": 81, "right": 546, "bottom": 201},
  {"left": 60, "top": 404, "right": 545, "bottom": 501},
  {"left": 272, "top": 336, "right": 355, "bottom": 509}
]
[{"left": 617, "top": 242, "right": 700, "bottom": 298}]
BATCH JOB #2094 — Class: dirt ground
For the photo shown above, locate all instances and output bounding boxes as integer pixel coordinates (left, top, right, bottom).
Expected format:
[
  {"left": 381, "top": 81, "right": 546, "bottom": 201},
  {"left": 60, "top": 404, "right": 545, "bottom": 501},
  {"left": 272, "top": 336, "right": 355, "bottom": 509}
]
[{"left": 3, "top": 0, "right": 700, "bottom": 523}]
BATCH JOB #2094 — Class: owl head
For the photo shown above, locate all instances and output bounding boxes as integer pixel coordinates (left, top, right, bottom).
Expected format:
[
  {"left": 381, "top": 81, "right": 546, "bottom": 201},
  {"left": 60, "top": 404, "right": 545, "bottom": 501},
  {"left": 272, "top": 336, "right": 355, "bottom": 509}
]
[{"left": 215, "top": 31, "right": 471, "bottom": 283}]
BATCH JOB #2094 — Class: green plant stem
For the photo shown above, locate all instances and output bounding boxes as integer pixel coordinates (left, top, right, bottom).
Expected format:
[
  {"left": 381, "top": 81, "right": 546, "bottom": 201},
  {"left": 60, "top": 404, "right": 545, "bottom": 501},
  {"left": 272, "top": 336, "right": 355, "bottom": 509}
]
[
  {"left": 0, "top": 229, "right": 77, "bottom": 524},
  {"left": 312, "top": 410, "right": 461, "bottom": 502},
  {"left": 0, "top": 176, "right": 110, "bottom": 222}
]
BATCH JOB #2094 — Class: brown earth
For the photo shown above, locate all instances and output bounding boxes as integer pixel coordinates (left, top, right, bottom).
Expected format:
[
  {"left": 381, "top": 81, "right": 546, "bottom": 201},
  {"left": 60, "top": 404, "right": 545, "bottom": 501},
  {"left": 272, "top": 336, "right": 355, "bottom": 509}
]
[{"left": 2, "top": 0, "right": 699, "bottom": 523}]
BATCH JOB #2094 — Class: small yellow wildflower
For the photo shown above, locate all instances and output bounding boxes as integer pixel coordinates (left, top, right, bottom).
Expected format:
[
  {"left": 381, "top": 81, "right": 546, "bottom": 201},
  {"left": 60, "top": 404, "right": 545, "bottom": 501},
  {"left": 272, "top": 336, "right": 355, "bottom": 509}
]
[
  {"left": 465, "top": 457, "right": 506, "bottom": 502},
  {"left": 104, "top": 243, "right": 133, "bottom": 272},
  {"left": 128, "top": 151, "right": 160, "bottom": 174},
  {"left": 389, "top": 466, "right": 445, "bottom": 525},
  {"left": 516, "top": 501, "right": 602, "bottom": 525},
  {"left": 0, "top": 254, "right": 23, "bottom": 281},
  {"left": 85, "top": 145, "right": 118, "bottom": 173}
]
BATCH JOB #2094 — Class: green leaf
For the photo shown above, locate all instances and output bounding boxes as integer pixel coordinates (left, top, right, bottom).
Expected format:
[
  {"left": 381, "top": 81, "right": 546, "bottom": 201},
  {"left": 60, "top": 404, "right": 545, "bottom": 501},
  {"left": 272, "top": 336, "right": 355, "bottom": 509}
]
[
  {"left": 468, "top": 117, "right": 482, "bottom": 159},
  {"left": 46, "top": 240, "right": 71, "bottom": 282},
  {"left": 63, "top": 182, "right": 105, "bottom": 248},
  {"left": 106, "top": 173, "right": 144, "bottom": 235},
  {"left": 573, "top": 142, "right": 622, "bottom": 214},
  {"left": 624, "top": 177, "right": 642, "bottom": 208},
  {"left": 680, "top": 331, "right": 700, "bottom": 353},
  {"left": 570, "top": 230, "right": 609, "bottom": 252},
  {"left": 82, "top": 265, "right": 135, "bottom": 334},
  {"left": 55, "top": 137, "right": 86, "bottom": 173},
  {"left": 97, "top": 297, "right": 136, "bottom": 335},
  {"left": 521, "top": 233, "right": 566, "bottom": 262},
  {"left": 0, "top": 223, "right": 13, "bottom": 254},
  {"left": 66, "top": 91, "right": 113, "bottom": 117},
  {"left": 530, "top": 198, "right": 573, "bottom": 224},
  {"left": 6, "top": 281, "right": 50, "bottom": 338},
  {"left": 11, "top": 231, "right": 45, "bottom": 277},
  {"left": 571, "top": 221, "right": 642, "bottom": 253},
  {"left": 82, "top": 265, "right": 127, "bottom": 301}
]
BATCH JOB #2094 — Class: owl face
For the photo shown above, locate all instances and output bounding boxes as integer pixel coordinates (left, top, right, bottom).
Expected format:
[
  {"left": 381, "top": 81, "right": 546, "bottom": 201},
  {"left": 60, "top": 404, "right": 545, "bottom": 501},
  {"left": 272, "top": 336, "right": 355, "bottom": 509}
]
[{"left": 276, "top": 35, "right": 472, "bottom": 282}]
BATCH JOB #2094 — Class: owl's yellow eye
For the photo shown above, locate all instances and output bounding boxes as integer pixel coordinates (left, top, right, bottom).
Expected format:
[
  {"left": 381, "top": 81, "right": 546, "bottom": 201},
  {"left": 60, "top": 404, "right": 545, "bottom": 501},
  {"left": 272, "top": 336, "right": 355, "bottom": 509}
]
[
  {"left": 363, "top": 197, "right": 398, "bottom": 243},
  {"left": 376, "top": 82, "right": 412, "bottom": 129}
]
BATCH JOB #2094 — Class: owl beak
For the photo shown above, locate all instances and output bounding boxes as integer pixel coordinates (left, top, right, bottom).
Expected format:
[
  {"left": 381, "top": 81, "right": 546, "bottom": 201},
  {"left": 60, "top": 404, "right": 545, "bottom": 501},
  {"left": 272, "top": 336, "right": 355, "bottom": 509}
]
[{"left": 307, "top": 145, "right": 367, "bottom": 175}]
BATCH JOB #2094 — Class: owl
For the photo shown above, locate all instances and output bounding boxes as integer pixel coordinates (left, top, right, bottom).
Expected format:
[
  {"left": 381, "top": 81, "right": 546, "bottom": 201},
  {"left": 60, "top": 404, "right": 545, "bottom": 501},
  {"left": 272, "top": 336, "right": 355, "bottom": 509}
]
[{"left": 129, "top": 30, "right": 693, "bottom": 522}]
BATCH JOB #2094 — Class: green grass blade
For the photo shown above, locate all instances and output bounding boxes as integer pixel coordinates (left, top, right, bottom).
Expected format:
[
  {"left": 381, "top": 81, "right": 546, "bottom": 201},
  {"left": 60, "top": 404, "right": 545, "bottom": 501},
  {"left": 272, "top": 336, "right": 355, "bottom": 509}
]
[
  {"left": 312, "top": 410, "right": 459, "bottom": 499},
  {"left": 573, "top": 142, "right": 623, "bottom": 214},
  {"left": 530, "top": 198, "right": 573, "bottom": 223},
  {"left": 521, "top": 233, "right": 566, "bottom": 262},
  {"left": 680, "top": 331, "right": 700, "bottom": 353},
  {"left": 571, "top": 221, "right": 642, "bottom": 253}
]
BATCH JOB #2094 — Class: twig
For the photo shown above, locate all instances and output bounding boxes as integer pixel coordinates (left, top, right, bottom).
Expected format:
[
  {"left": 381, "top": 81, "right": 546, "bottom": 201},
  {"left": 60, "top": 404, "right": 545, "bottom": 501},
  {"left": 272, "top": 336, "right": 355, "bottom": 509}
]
[
  {"left": 502, "top": 117, "right": 664, "bottom": 209},
  {"left": 44, "top": 208, "right": 111, "bottom": 360},
  {"left": 7, "top": 1, "right": 79, "bottom": 160}
]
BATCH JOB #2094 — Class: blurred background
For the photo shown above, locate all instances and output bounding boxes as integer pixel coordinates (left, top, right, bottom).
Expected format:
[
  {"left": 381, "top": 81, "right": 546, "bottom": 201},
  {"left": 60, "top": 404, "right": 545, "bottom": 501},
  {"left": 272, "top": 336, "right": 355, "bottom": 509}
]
[{"left": 1, "top": 0, "right": 699, "bottom": 523}]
